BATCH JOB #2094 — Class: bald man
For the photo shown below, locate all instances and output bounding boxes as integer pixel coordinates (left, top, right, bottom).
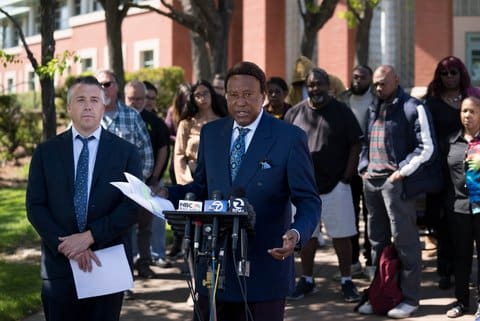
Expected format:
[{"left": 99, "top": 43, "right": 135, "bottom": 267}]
[{"left": 357, "top": 65, "right": 436, "bottom": 318}]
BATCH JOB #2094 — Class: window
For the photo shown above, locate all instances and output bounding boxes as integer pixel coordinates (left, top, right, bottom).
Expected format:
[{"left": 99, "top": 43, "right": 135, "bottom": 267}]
[
  {"left": 455, "top": 0, "right": 480, "bottom": 16},
  {"left": 81, "top": 57, "right": 93, "bottom": 72},
  {"left": 7, "top": 78, "right": 14, "bottom": 93},
  {"left": 74, "top": 0, "right": 82, "bottom": 15},
  {"left": 140, "top": 50, "right": 154, "bottom": 68},
  {"left": 28, "top": 71, "right": 36, "bottom": 91},
  {"left": 55, "top": 0, "right": 69, "bottom": 30},
  {"left": 467, "top": 33, "right": 480, "bottom": 86}
]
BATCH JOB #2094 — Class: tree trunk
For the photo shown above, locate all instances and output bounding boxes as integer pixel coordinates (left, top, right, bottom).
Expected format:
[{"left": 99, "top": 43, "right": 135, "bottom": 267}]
[
  {"left": 210, "top": 0, "right": 233, "bottom": 76},
  {"left": 191, "top": 32, "right": 211, "bottom": 81},
  {"left": 355, "top": 3, "right": 373, "bottom": 66},
  {"left": 102, "top": 0, "right": 126, "bottom": 97},
  {"left": 40, "top": 0, "right": 56, "bottom": 140},
  {"left": 301, "top": 30, "right": 317, "bottom": 60}
]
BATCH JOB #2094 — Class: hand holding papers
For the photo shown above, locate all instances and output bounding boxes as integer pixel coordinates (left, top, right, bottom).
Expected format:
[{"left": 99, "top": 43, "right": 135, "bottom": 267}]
[
  {"left": 69, "top": 244, "right": 133, "bottom": 299},
  {"left": 111, "top": 172, "right": 174, "bottom": 219}
]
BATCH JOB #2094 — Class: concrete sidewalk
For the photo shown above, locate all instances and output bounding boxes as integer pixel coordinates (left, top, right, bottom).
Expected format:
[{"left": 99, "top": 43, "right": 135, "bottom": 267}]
[{"left": 24, "top": 241, "right": 476, "bottom": 321}]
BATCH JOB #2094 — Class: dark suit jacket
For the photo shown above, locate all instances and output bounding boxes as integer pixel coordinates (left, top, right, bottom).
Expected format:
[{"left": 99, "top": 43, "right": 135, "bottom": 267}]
[
  {"left": 26, "top": 128, "right": 142, "bottom": 281},
  {"left": 169, "top": 112, "right": 321, "bottom": 302}
]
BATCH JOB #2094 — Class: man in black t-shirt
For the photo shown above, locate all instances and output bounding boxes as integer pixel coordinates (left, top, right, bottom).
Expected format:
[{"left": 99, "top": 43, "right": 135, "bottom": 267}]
[{"left": 285, "top": 68, "right": 363, "bottom": 303}]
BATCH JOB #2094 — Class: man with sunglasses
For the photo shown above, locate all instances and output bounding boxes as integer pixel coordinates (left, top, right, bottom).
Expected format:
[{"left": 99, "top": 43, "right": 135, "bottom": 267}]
[{"left": 95, "top": 70, "right": 154, "bottom": 292}]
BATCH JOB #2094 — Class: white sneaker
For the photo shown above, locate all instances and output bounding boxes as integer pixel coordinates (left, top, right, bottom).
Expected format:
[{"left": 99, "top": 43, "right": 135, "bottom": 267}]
[
  {"left": 387, "top": 302, "right": 419, "bottom": 319},
  {"left": 358, "top": 301, "right": 374, "bottom": 315}
]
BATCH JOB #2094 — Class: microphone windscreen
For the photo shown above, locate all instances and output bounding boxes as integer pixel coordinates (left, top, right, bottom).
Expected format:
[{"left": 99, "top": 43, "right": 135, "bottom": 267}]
[
  {"left": 230, "top": 186, "right": 246, "bottom": 198},
  {"left": 185, "top": 192, "right": 196, "bottom": 201}
]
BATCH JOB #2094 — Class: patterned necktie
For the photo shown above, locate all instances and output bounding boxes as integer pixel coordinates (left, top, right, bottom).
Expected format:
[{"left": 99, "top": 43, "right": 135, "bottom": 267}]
[
  {"left": 74, "top": 136, "right": 93, "bottom": 232},
  {"left": 230, "top": 127, "right": 250, "bottom": 181}
]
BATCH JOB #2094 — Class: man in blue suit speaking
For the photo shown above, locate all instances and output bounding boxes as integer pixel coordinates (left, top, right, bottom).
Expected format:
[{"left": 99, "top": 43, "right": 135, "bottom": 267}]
[{"left": 166, "top": 61, "right": 321, "bottom": 321}]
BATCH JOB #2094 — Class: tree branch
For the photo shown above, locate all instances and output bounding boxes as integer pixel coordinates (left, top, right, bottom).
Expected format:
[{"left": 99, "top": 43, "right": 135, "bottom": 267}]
[
  {"left": 347, "top": 0, "right": 363, "bottom": 22},
  {"left": 0, "top": 7, "right": 39, "bottom": 70},
  {"left": 127, "top": 1, "right": 208, "bottom": 39}
]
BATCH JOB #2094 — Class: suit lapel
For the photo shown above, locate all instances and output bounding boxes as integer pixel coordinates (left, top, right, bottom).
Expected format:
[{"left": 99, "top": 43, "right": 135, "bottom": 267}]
[
  {"left": 59, "top": 130, "right": 75, "bottom": 195},
  {"left": 233, "top": 113, "right": 275, "bottom": 188},
  {"left": 91, "top": 128, "right": 111, "bottom": 190}
]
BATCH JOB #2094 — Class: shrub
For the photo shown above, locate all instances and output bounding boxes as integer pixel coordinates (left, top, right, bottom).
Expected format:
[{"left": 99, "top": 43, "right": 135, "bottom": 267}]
[
  {"left": 0, "top": 95, "right": 42, "bottom": 162},
  {"left": 126, "top": 66, "right": 185, "bottom": 116}
]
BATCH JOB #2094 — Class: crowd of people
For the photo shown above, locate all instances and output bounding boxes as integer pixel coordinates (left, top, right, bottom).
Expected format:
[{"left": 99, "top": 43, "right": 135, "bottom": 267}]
[{"left": 25, "top": 55, "right": 480, "bottom": 321}]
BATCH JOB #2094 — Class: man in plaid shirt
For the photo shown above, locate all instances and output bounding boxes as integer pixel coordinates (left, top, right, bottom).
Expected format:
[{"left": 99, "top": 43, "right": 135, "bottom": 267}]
[{"left": 96, "top": 70, "right": 155, "bottom": 296}]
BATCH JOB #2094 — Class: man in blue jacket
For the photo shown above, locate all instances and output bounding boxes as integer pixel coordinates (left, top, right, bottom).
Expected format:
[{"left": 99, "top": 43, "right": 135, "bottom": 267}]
[{"left": 357, "top": 65, "right": 435, "bottom": 319}]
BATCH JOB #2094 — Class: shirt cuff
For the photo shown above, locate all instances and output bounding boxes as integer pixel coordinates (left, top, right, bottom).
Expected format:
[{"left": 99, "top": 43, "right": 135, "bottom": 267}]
[{"left": 290, "top": 228, "right": 300, "bottom": 244}]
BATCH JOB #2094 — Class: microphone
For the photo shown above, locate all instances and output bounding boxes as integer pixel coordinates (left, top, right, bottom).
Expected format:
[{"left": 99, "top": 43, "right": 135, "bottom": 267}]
[
  {"left": 178, "top": 192, "right": 203, "bottom": 211},
  {"left": 204, "top": 190, "right": 228, "bottom": 212},
  {"left": 230, "top": 187, "right": 246, "bottom": 252},
  {"left": 179, "top": 192, "right": 199, "bottom": 257},
  {"left": 207, "top": 190, "right": 224, "bottom": 252}
]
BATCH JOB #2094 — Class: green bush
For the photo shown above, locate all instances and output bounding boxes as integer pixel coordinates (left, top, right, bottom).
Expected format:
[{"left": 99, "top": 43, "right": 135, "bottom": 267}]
[
  {"left": 126, "top": 66, "right": 185, "bottom": 116},
  {"left": 0, "top": 95, "right": 42, "bottom": 161}
]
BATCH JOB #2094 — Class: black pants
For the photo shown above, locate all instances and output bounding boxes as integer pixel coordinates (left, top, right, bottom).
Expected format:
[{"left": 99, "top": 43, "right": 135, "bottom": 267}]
[
  {"left": 41, "top": 278, "right": 123, "bottom": 321},
  {"left": 194, "top": 294, "right": 285, "bottom": 321},
  {"left": 452, "top": 212, "right": 480, "bottom": 307},
  {"left": 350, "top": 174, "right": 372, "bottom": 266}
]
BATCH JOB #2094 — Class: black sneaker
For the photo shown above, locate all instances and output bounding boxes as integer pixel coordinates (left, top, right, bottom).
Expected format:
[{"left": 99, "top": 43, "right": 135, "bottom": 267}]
[
  {"left": 286, "top": 277, "right": 315, "bottom": 300},
  {"left": 341, "top": 280, "right": 360, "bottom": 303}
]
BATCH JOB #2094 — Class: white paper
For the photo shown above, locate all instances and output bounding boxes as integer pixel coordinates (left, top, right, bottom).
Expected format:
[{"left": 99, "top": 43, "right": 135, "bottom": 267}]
[
  {"left": 110, "top": 172, "right": 174, "bottom": 219},
  {"left": 69, "top": 244, "right": 133, "bottom": 299}
]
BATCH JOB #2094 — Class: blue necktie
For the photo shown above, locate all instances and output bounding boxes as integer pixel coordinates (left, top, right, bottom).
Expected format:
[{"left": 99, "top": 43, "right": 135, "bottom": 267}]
[
  {"left": 74, "top": 136, "right": 92, "bottom": 232},
  {"left": 230, "top": 127, "right": 250, "bottom": 181}
]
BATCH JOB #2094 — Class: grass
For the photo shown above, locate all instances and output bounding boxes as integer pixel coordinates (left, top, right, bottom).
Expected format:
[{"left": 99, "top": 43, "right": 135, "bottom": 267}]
[
  {"left": 0, "top": 186, "right": 42, "bottom": 321},
  {"left": 0, "top": 261, "right": 41, "bottom": 321},
  {"left": 0, "top": 187, "right": 39, "bottom": 253}
]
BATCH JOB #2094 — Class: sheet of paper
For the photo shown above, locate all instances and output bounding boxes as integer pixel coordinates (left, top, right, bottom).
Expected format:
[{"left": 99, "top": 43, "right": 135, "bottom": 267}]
[
  {"left": 110, "top": 172, "right": 175, "bottom": 219},
  {"left": 69, "top": 244, "right": 133, "bottom": 299}
]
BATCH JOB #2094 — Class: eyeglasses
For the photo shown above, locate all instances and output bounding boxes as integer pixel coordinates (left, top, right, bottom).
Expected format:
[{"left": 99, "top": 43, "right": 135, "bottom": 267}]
[
  {"left": 100, "top": 81, "right": 113, "bottom": 88},
  {"left": 146, "top": 95, "right": 157, "bottom": 101},
  {"left": 440, "top": 70, "right": 459, "bottom": 77},
  {"left": 194, "top": 91, "right": 210, "bottom": 100}
]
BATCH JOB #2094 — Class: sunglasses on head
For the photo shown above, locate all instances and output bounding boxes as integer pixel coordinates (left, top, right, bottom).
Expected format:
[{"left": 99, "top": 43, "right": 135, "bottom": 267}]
[
  {"left": 100, "top": 81, "right": 113, "bottom": 88},
  {"left": 440, "top": 70, "right": 459, "bottom": 77}
]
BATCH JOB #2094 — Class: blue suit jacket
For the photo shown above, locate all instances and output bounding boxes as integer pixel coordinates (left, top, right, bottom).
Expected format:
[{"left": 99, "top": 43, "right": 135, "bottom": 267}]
[
  {"left": 26, "top": 128, "right": 142, "bottom": 281},
  {"left": 169, "top": 112, "right": 321, "bottom": 301}
]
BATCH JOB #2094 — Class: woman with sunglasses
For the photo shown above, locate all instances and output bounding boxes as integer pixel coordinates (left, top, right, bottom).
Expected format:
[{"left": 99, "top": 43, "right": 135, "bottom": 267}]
[
  {"left": 174, "top": 80, "right": 228, "bottom": 184},
  {"left": 422, "top": 56, "right": 480, "bottom": 311}
]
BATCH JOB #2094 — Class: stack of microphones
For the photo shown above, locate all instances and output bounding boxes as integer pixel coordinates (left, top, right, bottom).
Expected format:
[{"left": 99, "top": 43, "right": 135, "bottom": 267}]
[{"left": 175, "top": 188, "right": 256, "bottom": 279}]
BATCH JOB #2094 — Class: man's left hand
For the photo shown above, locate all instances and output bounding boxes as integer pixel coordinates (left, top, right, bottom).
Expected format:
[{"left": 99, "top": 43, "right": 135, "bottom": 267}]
[
  {"left": 58, "top": 230, "right": 95, "bottom": 259},
  {"left": 388, "top": 170, "right": 404, "bottom": 182},
  {"left": 267, "top": 229, "right": 299, "bottom": 261}
]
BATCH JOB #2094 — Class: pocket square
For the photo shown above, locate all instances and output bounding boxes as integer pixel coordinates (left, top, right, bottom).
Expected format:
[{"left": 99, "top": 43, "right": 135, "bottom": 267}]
[{"left": 259, "top": 160, "right": 272, "bottom": 170}]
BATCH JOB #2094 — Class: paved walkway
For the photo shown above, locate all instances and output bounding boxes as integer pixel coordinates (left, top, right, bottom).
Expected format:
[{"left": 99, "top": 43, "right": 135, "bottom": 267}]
[{"left": 23, "top": 239, "right": 476, "bottom": 321}]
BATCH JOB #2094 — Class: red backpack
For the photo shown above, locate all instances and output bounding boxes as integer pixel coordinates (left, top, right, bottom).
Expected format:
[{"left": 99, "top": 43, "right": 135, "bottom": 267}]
[{"left": 368, "top": 245, "right": 403, "bottom": 314}]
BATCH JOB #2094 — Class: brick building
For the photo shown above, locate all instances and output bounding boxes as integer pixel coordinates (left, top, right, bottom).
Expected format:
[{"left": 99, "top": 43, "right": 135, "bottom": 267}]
[{"left": 1, "top": 0, "right": 479, "bottom": 95}]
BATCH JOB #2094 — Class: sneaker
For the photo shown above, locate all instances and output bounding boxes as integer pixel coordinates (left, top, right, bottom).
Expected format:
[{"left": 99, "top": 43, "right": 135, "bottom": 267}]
[
  {"left": 358, "top": 301, "right": 374, "bottom": 315},
  {"left": 286, "top": 277, "right": 315, "bottom": 300},
  {"left": 341, "top": 280, "right": 360, "bottom": 303},
  {"left": 387, "top": 302, "right": 419, "bottom": 319},
  {"left": 167, "top": 244, "right": 183, "bottom": 259},
  {"left": 153, "top": 258, "right": 172, "bottom": 268}
]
